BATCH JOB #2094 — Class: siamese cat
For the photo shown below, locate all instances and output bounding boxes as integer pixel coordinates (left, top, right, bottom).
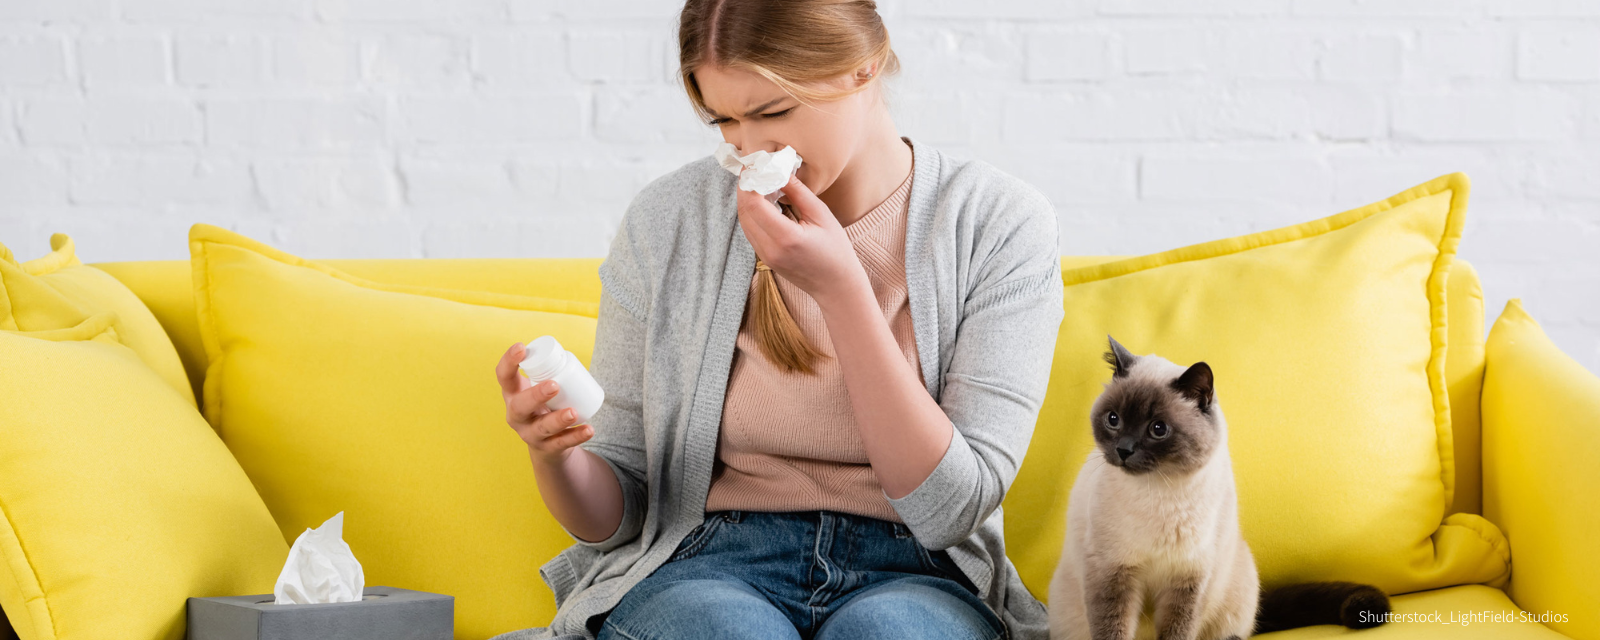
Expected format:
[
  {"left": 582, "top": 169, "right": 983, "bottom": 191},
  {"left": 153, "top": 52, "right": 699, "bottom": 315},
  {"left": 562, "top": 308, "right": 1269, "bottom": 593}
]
[{"left": 1048, "top": 336, "right": 1391, "bottom": 640}]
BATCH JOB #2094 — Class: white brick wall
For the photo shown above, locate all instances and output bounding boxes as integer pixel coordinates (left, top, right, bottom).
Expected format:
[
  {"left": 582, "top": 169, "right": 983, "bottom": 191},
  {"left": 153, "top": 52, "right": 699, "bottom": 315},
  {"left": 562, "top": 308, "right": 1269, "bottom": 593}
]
[{"left": 0, "top": 0, "right": 1596, "bottom": 372}]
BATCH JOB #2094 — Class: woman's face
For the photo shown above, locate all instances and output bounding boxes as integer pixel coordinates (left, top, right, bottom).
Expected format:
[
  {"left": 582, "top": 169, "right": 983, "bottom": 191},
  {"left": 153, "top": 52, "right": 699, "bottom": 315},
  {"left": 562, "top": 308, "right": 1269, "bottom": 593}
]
[{"left": 694, "top": 64, "right": 873, "bottom": 198}]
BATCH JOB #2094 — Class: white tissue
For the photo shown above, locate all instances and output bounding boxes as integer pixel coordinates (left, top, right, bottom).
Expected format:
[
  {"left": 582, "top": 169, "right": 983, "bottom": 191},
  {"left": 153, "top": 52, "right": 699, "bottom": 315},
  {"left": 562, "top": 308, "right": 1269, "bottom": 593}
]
[
  {"left": 273, "top": 511, "right": 365, "bottom": 605},
  {"left": 713, "top": 142, "right": 804, "bottom": 197}
]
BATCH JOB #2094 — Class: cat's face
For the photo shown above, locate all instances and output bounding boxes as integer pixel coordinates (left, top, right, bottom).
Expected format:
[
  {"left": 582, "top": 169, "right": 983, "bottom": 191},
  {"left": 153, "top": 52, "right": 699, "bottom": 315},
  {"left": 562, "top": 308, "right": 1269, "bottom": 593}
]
[{"left": 1090, "top": 335, "right": 1222, "bottom": 476}]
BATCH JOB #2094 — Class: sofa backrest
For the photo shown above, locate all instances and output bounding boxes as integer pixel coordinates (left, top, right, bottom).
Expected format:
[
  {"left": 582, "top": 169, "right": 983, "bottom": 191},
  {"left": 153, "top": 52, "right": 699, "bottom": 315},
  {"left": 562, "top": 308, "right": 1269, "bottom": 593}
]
[{"left": 90, "top": 255, "right": 1487, "bottom": 515}]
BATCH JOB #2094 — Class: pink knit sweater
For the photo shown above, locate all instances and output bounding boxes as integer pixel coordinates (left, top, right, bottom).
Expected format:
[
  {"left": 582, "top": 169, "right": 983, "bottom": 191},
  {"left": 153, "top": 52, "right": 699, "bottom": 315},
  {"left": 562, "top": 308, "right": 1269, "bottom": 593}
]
[{"left": 706, "top": 145, "right": 919, "bottom": 522}]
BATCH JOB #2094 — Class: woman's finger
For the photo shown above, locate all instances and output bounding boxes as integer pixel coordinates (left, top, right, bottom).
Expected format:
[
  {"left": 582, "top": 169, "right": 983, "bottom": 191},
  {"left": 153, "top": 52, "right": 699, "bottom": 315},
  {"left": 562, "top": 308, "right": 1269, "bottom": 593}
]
[
  {"left": 534, "top": 407, "right": 580, "bottom": 439},
  {"left": 735, "top": 189, "right": 781, "bottom": 255},
  {"left": 737, "top": 187, "right": 799, "bottom": 246},
  {"left": 508, "top": 381, "right": 557, "bottom": 424},
  {"left": 537, "top": 422, "right": 593, "bottom": 452},
  {"left": 496, "top": 343, "right": 531, "bottom": 397},
  {"left": 776, "top": 175, "right": 835, "bottom": 229}
]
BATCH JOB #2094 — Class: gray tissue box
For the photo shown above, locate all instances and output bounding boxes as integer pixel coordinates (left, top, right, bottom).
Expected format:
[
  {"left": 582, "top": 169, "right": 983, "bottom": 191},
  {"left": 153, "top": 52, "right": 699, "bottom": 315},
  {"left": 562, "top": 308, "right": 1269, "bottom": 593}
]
[{"left": 187, "top": 586, "right": 453, "bottom": 640}]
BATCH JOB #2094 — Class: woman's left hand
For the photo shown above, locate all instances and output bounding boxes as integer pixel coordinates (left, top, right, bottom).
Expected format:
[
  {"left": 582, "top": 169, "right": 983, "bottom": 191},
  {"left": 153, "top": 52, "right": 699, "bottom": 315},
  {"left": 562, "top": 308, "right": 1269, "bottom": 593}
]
[{"left": 735, "top": 175, "right": 867, "bottom": 306}]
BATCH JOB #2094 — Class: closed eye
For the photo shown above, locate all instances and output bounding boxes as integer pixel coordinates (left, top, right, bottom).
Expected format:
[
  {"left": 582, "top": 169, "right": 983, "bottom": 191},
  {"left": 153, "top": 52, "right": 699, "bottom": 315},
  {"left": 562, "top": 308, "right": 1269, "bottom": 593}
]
[{"left": 706, "top": 107, "right": 796, "bottom": 126}]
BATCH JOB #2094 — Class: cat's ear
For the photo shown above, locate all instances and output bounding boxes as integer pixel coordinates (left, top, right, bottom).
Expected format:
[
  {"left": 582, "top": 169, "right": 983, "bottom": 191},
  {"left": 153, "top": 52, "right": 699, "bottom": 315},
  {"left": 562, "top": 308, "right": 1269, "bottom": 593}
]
[
  {"left": 1103, "top": 335, "right": 1136, "bottom": 379},
  {"left": 1172, "top": 361, "right": 1214, "bottom": 414}
]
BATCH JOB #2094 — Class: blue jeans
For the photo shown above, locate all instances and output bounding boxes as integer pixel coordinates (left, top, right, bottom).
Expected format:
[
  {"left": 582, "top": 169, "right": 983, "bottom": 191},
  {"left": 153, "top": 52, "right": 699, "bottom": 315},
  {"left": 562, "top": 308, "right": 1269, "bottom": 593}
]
[{"left": 593, "top": 510, "right": 1006, "bottom": 640}]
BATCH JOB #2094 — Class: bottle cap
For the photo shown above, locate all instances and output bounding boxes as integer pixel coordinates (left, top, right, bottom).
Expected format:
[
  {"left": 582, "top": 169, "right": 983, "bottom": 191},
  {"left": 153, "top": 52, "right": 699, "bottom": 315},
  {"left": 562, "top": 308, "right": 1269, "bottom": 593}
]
[{"left": 519, "top": 336, "right": 565, "bottom": 380}]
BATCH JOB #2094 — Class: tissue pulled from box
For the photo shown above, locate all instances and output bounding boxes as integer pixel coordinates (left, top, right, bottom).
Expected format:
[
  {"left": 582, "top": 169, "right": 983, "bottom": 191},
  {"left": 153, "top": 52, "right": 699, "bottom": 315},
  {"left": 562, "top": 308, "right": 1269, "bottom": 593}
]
[
  {"left": 274, "top": 511, "right": 365, "bottom": 604},
  {"left": 713, "top": 142, "right": 803, "bottom": 197}
]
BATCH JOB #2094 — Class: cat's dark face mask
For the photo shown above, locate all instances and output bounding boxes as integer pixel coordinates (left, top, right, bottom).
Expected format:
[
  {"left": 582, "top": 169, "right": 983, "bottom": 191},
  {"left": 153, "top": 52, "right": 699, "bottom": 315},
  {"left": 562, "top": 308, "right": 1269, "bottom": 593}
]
[{"left": 1091, "top": 336, "right": 1220, "bottom": 476}]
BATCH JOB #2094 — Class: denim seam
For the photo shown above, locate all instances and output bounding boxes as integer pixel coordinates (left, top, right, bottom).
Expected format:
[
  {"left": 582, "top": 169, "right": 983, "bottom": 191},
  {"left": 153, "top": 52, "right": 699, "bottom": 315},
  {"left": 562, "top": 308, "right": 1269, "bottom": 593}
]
[
  {"left": 606, "top": 620, "right": 648, "bottom": 640},
  {"left": 668, "top": 517, "right": 722, "bottom": 562},
  {"left": 807, "top": 514, "right": 836, "bottom": 615},
  {"left": 912, "top": 542, "right": 944, "bottom": 576}
]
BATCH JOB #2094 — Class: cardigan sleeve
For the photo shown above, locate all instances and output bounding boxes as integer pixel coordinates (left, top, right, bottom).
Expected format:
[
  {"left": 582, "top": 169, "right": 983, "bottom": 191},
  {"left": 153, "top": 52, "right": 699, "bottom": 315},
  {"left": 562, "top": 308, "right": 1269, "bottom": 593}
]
[
  {"left": 885, "top": 189, "right": 1066, "bottom": 550},
  {"left": 559, "top": 200, "right": 654, "bottom": 552}
]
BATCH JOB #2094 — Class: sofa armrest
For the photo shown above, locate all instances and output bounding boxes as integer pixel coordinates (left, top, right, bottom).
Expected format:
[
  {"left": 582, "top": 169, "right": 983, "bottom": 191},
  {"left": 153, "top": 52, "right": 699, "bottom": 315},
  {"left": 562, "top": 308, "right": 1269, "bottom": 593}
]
[{"left": 1482, "top": 298, "right": 1600, "bottom": 640}]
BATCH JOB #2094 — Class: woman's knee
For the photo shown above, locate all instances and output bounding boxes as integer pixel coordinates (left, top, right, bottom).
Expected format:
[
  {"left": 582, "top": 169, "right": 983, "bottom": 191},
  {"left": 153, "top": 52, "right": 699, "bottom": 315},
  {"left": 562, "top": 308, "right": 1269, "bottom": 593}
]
[
  {"left": 817, "top": 579, "right": 1003, "bottom": 640},
  {"left": 600, "top": 578, "right": 799, "bottom": 640}
]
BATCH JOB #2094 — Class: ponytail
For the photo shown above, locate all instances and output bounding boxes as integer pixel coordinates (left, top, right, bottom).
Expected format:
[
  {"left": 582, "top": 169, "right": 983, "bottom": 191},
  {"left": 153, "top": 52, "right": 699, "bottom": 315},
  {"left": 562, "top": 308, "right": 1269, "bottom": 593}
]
[{"left": 749, "top": 204, "right": 830, "bottom": 374}]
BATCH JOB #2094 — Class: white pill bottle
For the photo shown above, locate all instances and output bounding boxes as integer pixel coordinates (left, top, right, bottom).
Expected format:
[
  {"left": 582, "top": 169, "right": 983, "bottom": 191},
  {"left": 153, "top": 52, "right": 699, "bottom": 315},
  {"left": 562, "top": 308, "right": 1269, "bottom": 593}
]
[{"left": 518, "top": 335, "right": 605, "bottom": 425}]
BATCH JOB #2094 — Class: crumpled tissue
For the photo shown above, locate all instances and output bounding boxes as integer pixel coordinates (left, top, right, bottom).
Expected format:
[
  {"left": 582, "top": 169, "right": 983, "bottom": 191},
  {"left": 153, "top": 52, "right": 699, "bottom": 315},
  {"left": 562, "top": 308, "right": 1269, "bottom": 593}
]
[
  {"left": 713, "top": 142, "right": 804, "bottom": 200},
  {"left": 273, "top": 511, "right": 366, "bottom": 604}
]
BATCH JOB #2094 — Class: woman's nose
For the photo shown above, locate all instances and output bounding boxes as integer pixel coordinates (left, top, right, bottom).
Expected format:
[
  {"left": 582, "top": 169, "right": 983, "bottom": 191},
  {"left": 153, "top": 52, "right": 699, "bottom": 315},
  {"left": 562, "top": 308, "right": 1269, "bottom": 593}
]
[{"left": 727, "top": 138, "right": 781, "bottom": 155}]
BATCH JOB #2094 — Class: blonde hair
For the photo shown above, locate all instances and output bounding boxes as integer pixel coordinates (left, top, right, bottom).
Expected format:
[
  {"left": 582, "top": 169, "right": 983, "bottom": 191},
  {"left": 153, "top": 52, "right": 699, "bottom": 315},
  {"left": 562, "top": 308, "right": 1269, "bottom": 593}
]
[{"left": 676, "top": 0, "right": 900, "bottom": 374}]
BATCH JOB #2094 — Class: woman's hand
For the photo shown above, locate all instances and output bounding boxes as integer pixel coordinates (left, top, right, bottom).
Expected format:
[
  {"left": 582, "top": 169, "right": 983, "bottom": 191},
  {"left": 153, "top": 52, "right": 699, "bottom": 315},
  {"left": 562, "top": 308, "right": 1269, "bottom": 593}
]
[
  {"left": 735, "top": 175, "right": 868, "bottom": 307},
  {"left": 497, "top": 342, "right": 592, "bottom": 465},
  {"left": 496, "top": 342, "right": 627, "bottom": 543}
]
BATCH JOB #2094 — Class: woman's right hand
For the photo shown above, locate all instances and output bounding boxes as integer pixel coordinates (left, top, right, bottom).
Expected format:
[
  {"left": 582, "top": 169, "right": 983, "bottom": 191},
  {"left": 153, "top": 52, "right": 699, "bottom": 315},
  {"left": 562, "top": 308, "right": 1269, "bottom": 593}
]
[{"left": 498, "top": 342, "right": 594, "bottom": 465}]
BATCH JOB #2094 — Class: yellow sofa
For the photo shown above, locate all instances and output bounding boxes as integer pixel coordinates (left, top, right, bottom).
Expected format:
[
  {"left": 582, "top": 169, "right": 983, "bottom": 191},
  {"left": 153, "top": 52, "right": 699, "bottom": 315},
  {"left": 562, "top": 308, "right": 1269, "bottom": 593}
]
[{"left": 1, "top": 244, "right": 1594, "bottom": 639}]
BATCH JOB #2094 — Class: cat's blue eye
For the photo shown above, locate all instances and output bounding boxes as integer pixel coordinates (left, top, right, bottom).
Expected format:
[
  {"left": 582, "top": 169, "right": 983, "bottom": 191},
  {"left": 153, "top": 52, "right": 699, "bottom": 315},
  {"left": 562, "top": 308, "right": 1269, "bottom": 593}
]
[
  {"left": 1107, "top": 412, "right": 1119, "bottom": 429},
  {"left": 1150, "top": 421, "right": 1169, "bottom": 438}
]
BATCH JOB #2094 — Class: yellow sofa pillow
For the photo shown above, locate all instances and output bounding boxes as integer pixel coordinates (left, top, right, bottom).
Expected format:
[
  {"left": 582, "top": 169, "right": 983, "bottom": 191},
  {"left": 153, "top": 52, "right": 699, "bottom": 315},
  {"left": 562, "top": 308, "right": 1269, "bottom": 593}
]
[
  {"left": 1483, "top": 299, "right": 1600, "bottom": 640},
  {"left": 189, "top": 223, "right": 600, "bottom": 639},
  {"left": 0, "top": 233, "right": 195, "bottom": 406},
  {"left": 0, "top": 312, "right": 288, "bottom": 640},
  {"left": 1004, "top": 173, "right": 1509, "bottom": 600}
]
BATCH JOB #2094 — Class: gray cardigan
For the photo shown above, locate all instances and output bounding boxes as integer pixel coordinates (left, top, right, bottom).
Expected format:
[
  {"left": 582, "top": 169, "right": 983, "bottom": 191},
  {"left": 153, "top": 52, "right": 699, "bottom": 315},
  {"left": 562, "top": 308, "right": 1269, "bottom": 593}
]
[{"left": 491, "top": 135, "right": 1065, "bottom": 640}]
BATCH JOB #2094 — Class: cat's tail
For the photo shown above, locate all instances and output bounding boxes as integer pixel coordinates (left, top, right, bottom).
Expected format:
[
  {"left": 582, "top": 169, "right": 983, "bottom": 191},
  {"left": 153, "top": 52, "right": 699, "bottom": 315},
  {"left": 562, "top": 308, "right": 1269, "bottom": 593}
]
[{"left": 1253, "top": 581, "right": 1391, "bottom": 634}]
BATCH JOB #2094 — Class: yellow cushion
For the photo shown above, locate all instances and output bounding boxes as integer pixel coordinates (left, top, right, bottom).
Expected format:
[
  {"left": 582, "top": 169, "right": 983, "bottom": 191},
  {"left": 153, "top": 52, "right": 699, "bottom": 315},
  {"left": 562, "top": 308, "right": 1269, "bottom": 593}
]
[
  {"left": 0, "top": 312, "right": 288, "bottom": 640},
  {"left": 189, "top": 223, "right": 600, "bottom": 639},
  {"left": 0, "top": 233, "right": 195, "bottom": 407},
  {"left": 1256, "top": 585, "right": 1569, "bottom": 639},
  {"left": 1483, "top": 299, "right": 1600, "bottom": 640},
  {"left": 1443, "top": 260, "right": 1487, "bottom": 517},
  {"left": 1051, "top": 256, "right": 1493, "bottom": 518},
  {"left": 1005, "top": 173, "right": 1509, "bottom": 601},
  {"left": 91, "top": 257, "right": 606, "bottom": 410}
]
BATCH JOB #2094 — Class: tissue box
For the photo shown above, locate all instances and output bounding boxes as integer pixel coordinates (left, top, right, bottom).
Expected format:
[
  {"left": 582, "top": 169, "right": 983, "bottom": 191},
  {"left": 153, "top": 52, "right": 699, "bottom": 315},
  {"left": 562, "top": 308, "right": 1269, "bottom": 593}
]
[{"left": 187, "top": 586, "right": 453, "bottom": 640}]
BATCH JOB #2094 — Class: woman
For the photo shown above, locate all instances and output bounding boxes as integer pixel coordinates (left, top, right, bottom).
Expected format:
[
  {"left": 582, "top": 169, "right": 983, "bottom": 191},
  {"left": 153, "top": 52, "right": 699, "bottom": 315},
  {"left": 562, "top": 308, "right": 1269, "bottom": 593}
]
[{"left": 491, "top": 1, "right": 1063, "bottom": 638}]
